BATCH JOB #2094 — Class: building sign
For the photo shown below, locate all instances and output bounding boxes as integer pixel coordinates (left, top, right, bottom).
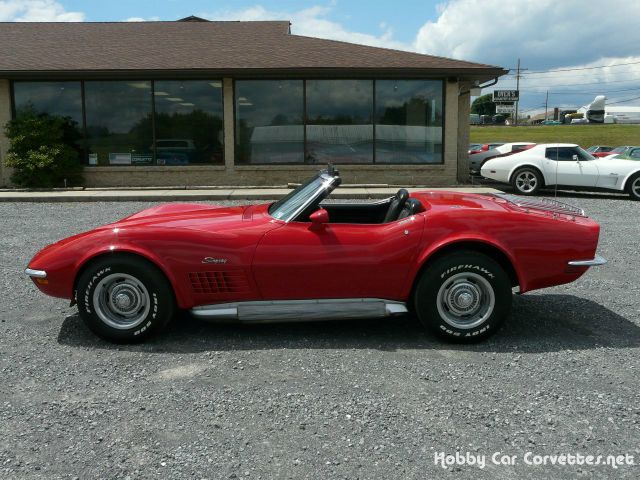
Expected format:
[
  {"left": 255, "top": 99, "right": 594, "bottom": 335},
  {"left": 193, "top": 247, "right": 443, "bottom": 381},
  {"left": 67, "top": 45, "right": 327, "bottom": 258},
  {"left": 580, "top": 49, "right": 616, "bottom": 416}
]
[
  {"left": 131, "top": 154, "right": 153, "bottom": 165},
  {"left": 496, "top": 104, "right": 515, "bottom": 114},
  {"left": 493, "top": 90, "right": 519, "bottom": 102},
  {"left": 109, "top": 153, "right": 132, "bottom": 165}
]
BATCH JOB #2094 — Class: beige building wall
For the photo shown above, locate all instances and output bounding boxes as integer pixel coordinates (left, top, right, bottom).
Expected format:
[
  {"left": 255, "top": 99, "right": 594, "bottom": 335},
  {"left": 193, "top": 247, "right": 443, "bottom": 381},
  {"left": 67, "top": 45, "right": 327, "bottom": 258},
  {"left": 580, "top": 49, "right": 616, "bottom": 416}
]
[
  {"left": 4, "top": 77, "right": 466, "bottom": 188},
  {"left": 0, "top": 79, "right": 12, "bottom": 187},
  {"left": 457, "top": 80, "right": 471, "bottom": 183}
]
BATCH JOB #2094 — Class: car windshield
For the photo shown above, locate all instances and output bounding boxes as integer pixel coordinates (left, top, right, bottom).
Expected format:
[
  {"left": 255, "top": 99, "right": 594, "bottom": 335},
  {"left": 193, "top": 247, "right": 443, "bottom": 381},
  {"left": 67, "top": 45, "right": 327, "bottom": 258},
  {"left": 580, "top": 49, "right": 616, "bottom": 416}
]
[
  {"left": 611, "top": 146, "right": 628, "bottom": 154},
  {"left": 576, "top": 146, "right": 596, "bottom": 160},
  {"left": 268, "top": 172, "right": 335, "bottom": 222}
]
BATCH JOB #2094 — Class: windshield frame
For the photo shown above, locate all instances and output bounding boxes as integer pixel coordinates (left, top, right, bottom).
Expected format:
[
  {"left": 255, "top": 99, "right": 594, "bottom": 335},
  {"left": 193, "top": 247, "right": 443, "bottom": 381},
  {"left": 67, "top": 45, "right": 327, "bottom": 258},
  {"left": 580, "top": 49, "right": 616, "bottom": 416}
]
[{"left": 268, "top": 170, "right": 340, "bottom": 223}]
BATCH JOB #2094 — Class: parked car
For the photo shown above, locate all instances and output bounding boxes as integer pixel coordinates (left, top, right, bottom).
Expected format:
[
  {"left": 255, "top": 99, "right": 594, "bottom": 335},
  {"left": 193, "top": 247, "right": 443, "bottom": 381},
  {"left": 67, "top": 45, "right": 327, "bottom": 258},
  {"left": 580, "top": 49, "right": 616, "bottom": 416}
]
[
  {"left": 602, "top": 146, "right": 637, "bottom": 159},
  {"left": 613, "top": 146, "right": 640, "bottom": 160},
  {"left": 586, "top": 145, "right": 614, "bottom": 157},
  {"left": 469, "top": 142, "right": 535, "bottom": 175},
  {"left": 24, "top": 166, "right": 605, "bottom": 344},
  {"left": 468, "top": 143, "right": 483, "bottom": 155},
  {"left": 480, "top": 143, "right": 640, "bottom": 200},
  {"left": 481, "top": 142, "right": 505, "bottom": 151}
]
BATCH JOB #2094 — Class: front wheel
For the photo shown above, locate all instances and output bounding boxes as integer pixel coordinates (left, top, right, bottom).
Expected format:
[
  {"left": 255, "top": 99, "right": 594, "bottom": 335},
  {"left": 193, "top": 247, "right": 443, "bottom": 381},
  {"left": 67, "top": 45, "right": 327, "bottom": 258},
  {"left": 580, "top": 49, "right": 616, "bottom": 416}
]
[
  {"left": 627, "top": 173, "right": 640, "bottom": 200},
  {"left": 76, "top": 256, "right": 175, "bottom": 343},
  {"left": 413, "top": 252, "right": 512, "bottom": 342},
  {"left": 511, "top": 167, "right": 542, "bottom": 195}
]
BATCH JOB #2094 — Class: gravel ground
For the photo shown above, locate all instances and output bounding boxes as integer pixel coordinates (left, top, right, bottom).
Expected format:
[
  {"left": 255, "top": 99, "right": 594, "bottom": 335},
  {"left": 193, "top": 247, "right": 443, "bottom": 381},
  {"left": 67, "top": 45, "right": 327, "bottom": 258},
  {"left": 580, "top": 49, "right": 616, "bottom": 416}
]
[{"left": 0, "top": 195, "right": 639, "bottom": 479}]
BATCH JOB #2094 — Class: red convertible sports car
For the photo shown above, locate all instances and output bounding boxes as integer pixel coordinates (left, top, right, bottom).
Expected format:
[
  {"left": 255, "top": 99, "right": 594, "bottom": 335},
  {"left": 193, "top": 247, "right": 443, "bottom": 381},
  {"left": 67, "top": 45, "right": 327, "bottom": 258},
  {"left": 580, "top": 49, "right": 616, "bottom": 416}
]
[{"left": 25, "top": 166, "right": 606, "bottom": 343}]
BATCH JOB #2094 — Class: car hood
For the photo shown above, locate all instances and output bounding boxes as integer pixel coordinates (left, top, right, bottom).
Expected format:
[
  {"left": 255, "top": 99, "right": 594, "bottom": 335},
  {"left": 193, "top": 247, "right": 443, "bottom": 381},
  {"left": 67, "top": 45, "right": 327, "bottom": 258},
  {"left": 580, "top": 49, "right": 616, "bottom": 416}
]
[{"left": 111, "top": 202, "right": 263, "bottom": 231}]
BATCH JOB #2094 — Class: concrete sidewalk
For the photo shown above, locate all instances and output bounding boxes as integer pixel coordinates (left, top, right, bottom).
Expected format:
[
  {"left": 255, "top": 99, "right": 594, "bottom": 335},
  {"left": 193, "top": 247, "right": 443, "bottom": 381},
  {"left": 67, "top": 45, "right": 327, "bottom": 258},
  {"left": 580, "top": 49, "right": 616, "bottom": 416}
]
[{"left": 0, "top": 186, "right": 502, "bottom": 202}]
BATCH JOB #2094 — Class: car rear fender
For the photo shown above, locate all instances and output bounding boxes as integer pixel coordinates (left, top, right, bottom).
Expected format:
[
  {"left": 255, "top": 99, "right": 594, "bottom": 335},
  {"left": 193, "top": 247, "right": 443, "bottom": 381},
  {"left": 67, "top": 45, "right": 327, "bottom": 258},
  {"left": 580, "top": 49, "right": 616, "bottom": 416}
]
[
  {"left": 402, "top": 234, "right": 525, "bottom": 298},
  {"left": 621, "top": 167, "right": 640, "bottom": 191},
  {"left": 508, "top": 163, "right": 545, "bottom": 184},
  {"left": 72, "top": 244, "right": 188, "bottom": 309}
]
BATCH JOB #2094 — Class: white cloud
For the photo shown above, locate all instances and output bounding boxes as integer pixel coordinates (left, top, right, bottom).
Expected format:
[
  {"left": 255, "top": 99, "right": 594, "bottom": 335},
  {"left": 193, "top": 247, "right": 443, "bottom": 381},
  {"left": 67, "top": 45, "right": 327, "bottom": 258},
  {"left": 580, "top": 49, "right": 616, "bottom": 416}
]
[
  {"left": 203, "top": 4, "right": 409, "bottom": 51},
  {"left": 125, "top": 16, "right": 160, "bottom": 22},
  {"left": 0, "top": 0, "right": 84, "bottom": 21},
  {"left": 414, "top": 0, "right": 640, "bottom": 70}
]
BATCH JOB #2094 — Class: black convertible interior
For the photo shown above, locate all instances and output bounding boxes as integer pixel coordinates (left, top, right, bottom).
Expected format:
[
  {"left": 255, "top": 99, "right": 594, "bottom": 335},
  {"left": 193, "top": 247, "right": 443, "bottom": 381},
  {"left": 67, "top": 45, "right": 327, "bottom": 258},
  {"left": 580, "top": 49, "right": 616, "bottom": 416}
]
[
  {"left": 288, "top": 166, "right": 425, "bottom": 225},
  {"left": 320, "top": 189, "right": 425, "bottom": 224}
]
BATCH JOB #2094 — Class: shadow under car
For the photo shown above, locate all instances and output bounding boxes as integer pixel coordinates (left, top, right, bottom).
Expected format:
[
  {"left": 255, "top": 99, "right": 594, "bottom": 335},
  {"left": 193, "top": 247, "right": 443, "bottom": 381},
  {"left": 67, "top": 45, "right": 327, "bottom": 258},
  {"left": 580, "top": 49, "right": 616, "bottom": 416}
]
[{"left": 56, "top": 294, "right": 639, "bottom": 354}]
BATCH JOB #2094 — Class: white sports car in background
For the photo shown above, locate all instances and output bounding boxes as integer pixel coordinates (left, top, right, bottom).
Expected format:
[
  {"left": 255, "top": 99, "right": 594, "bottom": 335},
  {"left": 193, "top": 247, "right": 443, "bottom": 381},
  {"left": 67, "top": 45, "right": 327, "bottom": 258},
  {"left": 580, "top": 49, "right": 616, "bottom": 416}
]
[{"left": 480, "top": 143, "right": 640, "bottom": 200}]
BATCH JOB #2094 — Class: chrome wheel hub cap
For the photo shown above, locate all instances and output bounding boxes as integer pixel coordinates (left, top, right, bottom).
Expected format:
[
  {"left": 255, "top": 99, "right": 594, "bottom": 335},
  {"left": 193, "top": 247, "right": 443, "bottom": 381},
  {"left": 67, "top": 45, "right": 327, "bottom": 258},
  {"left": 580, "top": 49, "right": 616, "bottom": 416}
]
[
  {"left": 93, "top": 273, "right": 150, "bottom": 330},
  {"left": 436, "top": 272, "right": 496, "bottom": 329},
  {"left": 633, "top": 178, "right": 640, "bottom": 197},
  {"left": 516, "top": 171, "right": 537, "bottom": 193}
]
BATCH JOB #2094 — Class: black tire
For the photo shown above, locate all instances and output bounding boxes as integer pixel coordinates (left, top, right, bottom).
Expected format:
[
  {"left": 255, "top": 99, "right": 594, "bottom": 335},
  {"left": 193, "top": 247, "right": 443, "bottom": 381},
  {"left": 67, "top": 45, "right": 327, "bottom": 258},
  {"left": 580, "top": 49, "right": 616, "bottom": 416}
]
[
  {"left": 413, "top": 251, "right": 512, "bottom": 342},
  {"left": 511, "top": 167, "right": 543, "bottom": 195},
  {"left": 76, "top": 255, "right": 175, "bottom": 343},
  {"left": 626, "top": 172, "right": 640, "bottom": 200}
]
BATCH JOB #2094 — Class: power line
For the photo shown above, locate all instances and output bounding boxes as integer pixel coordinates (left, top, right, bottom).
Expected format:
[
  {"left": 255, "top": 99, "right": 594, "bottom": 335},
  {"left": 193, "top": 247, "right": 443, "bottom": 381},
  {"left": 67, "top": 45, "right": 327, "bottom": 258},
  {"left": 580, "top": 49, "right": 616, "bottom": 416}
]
[
  {"left": 547, "top": 87, "right": 640, "bottom": 95},
  {"left": 515, "top": 60, "right": 640, "bottom": 75},
  {"left": 497, "top": 78, "right": 640, "bottom": 89},
  {"left": 605, "top": 95, "right": 640, "bottom": 105}
]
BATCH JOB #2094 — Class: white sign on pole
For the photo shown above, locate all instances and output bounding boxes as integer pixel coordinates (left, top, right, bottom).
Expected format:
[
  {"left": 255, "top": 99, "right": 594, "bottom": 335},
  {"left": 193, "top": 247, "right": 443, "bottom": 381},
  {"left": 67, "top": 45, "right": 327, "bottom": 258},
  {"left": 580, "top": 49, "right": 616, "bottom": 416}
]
[{"left": 496, "top": 104, "right": 515, "bottom": 114}]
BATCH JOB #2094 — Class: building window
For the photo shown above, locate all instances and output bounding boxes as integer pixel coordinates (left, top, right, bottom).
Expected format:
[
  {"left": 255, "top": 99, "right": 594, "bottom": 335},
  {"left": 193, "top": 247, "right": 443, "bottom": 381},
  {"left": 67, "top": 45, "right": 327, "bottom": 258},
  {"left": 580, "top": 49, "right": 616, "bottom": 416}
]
[
  {"left": 375, "top": 80, "right": 443, "bottom": 164},
  {"left": 306, "top": 80, "right": 374, "bottom": 164},
  {"left": 12, "top": 81, "right": 85, "bottom": 154},
  {"left": 13, "top": 81, "right": 84, "bottom": 125},
  {"left": 83, "top": 81, "right": 153, "bottom": 166},
  {"left": 12, "top": 79, "right": 224, "bottom": 166},
  {"left": 233, "top": 79, "right": 443, "bottom": 165},
  {"left": 154, "top": 80, "right": 224, "bottom": 165},
  {"left": 235, "top": 80, "right": 304, "bottom": 164}
]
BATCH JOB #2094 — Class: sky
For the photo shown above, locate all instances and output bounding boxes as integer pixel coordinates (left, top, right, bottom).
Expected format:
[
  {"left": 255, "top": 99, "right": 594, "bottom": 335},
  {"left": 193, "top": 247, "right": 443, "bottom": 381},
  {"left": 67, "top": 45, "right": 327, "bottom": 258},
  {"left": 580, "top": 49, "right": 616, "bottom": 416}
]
[{"left": 1, "top": 0, "right": 640, "bottom": 114}]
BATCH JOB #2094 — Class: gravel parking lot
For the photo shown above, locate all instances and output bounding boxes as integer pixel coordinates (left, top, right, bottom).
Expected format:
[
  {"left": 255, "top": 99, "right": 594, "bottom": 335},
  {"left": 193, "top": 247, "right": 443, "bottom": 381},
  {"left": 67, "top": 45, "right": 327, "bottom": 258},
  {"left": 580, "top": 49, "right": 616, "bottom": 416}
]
[{"left": 1, "top": 195, "right": 639, "bottom": 479}]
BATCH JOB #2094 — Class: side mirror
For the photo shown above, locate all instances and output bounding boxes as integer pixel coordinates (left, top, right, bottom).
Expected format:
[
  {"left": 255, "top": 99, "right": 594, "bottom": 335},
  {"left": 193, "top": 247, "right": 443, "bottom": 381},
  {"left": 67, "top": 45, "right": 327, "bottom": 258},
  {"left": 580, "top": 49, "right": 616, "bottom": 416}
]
[
  {"left": 572, "top": 154, "right": 579, "bottom": 161},
  {"left": 309, "top": 208, "right": 329, "bottom": 228}
]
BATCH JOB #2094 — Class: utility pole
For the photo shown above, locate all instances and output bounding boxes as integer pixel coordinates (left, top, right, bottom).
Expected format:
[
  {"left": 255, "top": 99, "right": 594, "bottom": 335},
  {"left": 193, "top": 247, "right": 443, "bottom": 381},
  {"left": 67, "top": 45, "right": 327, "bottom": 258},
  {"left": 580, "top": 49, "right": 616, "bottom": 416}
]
[
  {"left": 544, "top": 90, "right": 549, "bottom": 121},
  {"left": 514, "top": 58, "right": 521, "bottom": 126}
]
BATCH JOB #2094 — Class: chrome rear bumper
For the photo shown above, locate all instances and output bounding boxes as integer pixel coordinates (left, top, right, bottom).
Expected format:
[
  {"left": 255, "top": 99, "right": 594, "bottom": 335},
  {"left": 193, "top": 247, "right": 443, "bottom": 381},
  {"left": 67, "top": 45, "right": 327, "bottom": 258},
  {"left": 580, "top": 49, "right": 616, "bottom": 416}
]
[{"left": 567, "top": 255, "right": 607, "bottom": 267}]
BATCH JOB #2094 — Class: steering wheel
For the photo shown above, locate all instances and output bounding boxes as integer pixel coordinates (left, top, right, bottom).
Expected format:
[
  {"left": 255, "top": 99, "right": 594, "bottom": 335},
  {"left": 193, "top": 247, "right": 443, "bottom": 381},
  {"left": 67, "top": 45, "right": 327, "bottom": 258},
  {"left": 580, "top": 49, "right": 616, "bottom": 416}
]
[{"left": 383, "top": 189, "right": 409, "bottom": 223}]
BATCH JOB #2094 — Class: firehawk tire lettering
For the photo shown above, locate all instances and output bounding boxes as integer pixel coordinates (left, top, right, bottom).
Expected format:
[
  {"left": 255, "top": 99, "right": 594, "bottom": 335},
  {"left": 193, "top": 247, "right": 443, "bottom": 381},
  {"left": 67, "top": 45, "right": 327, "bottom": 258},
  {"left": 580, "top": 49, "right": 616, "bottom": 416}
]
[{"left": 76, "top": 257, "right": 174, "bottom": 343}]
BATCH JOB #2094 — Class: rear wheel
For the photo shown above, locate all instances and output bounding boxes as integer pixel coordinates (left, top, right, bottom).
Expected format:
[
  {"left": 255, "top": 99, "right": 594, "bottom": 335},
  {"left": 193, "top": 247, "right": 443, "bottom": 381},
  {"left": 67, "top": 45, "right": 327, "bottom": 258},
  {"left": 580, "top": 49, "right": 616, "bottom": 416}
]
[
  {"left": 76, "top": 256, "right": 175, "bottom": 343},
  {"left": 511, "top": 167, "right": 542, "bottom": 195},
  {"left": 627, "top": 173, "right": 640, "bottom": 200},
  {"left": 413, "top": 251, "right": 512, "bottom": 342}
]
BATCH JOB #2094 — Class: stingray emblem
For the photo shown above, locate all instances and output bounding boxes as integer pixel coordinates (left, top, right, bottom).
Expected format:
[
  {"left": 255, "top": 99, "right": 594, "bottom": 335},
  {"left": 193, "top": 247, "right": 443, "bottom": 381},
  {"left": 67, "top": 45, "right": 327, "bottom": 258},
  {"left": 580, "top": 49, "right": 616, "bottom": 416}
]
[{"left": 202, "top": 257, "right": 228, "bottom": 264}]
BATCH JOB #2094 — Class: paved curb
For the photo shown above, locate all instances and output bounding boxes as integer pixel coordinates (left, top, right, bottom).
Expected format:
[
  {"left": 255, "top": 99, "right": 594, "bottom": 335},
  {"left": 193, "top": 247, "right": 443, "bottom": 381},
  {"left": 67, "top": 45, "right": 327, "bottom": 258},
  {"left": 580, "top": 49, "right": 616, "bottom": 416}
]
[{"left": 0, "top": 187, "right": 502, "bottom": 202}]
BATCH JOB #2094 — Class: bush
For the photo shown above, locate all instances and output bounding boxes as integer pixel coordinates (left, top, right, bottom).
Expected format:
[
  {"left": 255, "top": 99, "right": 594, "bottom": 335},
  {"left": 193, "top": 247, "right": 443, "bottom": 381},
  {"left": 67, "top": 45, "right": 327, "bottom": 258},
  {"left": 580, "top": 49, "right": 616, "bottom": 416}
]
[{"left": 4, "top": 108, "right": 83, "bottom": 187}]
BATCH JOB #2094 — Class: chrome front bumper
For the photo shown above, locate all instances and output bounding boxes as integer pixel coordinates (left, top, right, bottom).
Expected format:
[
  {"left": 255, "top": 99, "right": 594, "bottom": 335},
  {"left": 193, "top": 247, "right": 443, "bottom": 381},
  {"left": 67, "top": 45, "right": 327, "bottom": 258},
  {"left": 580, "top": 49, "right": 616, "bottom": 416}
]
[
  {"left": 567, "top": 255, "right": 607, "bottom": 267},
  {"left": 25, "top": 268, "right": 47, "bottom": 278}
]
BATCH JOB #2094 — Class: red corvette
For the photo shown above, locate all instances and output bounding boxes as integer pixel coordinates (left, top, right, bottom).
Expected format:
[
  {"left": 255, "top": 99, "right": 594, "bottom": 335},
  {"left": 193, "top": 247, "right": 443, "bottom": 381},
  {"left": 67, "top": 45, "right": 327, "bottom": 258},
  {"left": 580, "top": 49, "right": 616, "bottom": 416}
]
[{"left": 25, "top": 166, "right": 606, "bottom": 343}]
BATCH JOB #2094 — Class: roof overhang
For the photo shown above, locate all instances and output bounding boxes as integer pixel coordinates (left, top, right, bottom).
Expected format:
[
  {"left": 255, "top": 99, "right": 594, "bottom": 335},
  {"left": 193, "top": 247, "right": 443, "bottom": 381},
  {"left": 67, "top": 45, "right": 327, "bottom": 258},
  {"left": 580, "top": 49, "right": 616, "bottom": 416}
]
[{"left": 1, "top": 67, "right": 507, "bottom": 83}]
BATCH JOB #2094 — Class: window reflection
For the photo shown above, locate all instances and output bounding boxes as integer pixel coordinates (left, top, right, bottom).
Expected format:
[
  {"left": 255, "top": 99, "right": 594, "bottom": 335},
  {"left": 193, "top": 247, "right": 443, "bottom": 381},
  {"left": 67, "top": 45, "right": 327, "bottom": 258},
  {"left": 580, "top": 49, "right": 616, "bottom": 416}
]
[
  {"left": 13, "top": 81, "right": 83, "bottom": 125},
  {"left": 84, "top": 81, "right": 153, "bottom": 166},
  {"left": 235, "top": 80, "right": 304, "bottom": 164},
  {"left": 306, "top": 80, "right": 373, "bottom": 164},
  {"left": 154, "top": 81, "right": 224, "bottom": 165},
  {"left": 375, "top": 80, "right": 443, "bottom": 164},
  {"left": 12, "top": 81, "right": 85, "bottom": 158}
]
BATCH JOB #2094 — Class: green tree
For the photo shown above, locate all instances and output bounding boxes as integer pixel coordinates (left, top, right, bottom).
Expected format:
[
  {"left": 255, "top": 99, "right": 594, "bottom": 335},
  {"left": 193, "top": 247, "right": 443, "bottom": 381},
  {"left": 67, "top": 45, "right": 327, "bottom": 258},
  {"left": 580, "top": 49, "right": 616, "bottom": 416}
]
[
  {"left": 471, "top": 94, "right": 497, "bottom": 116},
  {"left": 5, "top": 107, "right": 83, "bottom": 187}
]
